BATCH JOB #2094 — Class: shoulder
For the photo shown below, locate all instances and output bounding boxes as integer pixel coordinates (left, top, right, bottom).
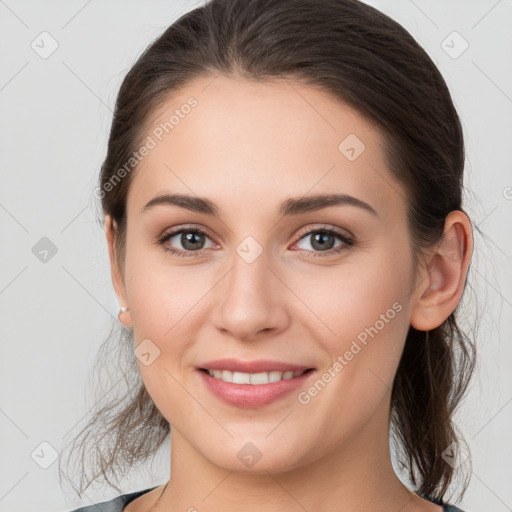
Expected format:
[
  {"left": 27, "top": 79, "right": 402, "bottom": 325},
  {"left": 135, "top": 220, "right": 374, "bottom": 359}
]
[
  {"left": 66, "top": 487, "right": 157, "bottom": 512},
  {"left": 418, "top": 492, "right": 467, "bottom": 512}
]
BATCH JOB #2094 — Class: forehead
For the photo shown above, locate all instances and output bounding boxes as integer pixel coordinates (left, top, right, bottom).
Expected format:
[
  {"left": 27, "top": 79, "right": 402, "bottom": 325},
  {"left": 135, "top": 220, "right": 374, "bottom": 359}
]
[{"left": 127, "top": 74, "right": 406, "bottom": 221}]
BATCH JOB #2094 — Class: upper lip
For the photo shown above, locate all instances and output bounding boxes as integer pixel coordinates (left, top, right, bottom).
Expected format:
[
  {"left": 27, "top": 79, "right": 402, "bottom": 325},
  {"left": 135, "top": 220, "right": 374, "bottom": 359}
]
[{"left": 198, "top": 358, "right": 314, "bottom": 374}]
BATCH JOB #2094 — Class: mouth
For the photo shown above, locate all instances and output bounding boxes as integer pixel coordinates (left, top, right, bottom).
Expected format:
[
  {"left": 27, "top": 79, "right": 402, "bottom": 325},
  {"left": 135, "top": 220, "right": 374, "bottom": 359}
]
[
  {"left": 196, "top": 361, "right": 317, "bottom": 408},
  {"left": 198, "top": 367, "right": 315, "bottom": 385}
]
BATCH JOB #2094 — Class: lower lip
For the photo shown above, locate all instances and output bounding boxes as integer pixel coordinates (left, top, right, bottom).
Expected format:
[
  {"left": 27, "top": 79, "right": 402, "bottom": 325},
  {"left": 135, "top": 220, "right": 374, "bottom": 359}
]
[{"left": 198, "top": 369, "right": 315, "bottom": 408}]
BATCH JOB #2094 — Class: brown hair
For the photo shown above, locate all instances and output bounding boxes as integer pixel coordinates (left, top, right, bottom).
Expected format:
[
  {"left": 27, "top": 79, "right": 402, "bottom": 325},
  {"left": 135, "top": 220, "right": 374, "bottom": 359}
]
[{"left": 59, "top": 0, "right": 477, "bottom": 503}]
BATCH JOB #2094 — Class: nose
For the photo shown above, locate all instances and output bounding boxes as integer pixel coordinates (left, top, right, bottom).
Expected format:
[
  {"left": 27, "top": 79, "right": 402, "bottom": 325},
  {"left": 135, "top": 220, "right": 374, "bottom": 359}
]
[{"left": 211, "top": 247, "right": 290, "bottom": 342}]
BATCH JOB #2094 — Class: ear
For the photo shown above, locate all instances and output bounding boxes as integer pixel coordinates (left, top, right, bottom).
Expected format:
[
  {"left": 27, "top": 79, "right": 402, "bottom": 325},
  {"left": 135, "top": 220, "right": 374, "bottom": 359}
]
[
  {"left": 410, "top": 210, "right": 473, "bottom": 331},
  {"left": 105, "top": 215, "right": 133, "bottom": 328}
]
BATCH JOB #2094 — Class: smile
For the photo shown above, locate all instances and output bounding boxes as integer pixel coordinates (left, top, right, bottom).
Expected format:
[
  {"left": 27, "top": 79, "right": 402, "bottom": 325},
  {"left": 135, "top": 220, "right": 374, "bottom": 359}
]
[{"left": 198, "top": 367, "right": 316, "bottom": 408}]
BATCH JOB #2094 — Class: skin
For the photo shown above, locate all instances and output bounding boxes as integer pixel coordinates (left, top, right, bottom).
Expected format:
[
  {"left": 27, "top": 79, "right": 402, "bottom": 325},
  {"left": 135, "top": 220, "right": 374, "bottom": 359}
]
[{"left": 106, "top": 74, "right": 473, "bottom": 512}]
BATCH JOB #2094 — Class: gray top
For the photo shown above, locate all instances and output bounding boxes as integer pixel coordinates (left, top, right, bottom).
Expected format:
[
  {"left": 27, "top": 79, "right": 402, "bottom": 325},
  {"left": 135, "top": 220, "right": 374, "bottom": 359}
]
[{"left": 67, "top": 486, "right": 467, "bottom": 511}]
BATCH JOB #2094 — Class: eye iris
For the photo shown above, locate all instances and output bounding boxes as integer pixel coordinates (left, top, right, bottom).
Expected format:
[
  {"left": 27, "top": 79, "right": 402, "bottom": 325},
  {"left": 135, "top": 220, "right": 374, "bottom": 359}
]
[
  {"left": 182, "top": 231, "right": 204, "bottom": 250},
  {"left": 311, "top": 232, "right": 335, "bottom": 251}
]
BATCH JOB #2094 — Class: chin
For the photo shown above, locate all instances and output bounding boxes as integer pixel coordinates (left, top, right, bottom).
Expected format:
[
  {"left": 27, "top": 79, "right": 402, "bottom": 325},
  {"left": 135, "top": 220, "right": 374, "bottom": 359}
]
[{"left": 203, "top": 438, "right": 308, "bottom": 476}]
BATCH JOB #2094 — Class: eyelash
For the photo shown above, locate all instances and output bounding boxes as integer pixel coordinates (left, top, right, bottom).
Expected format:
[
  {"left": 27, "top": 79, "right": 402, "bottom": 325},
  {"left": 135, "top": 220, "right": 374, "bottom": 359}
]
[{"left": 156, "top": 224, "right": 354, "bottom": 259}]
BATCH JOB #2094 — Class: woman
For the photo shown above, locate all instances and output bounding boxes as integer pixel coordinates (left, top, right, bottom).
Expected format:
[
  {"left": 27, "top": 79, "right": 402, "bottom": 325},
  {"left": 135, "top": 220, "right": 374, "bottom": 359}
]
[{"left": 61, "top": 0, "right": 476, "bottom": 510}]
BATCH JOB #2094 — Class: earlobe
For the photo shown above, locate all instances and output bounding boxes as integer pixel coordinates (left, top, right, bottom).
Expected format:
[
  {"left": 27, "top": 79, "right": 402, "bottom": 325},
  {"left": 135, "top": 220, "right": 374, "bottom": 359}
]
[{"left": 410, "top": 211, "right": 473, "bottom": 331}]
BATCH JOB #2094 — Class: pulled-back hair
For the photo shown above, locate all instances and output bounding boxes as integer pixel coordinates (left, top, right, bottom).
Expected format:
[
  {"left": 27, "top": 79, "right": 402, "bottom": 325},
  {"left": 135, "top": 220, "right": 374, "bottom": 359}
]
[{"left": 59, "top": 0, "right": 476, "bottom": 502}]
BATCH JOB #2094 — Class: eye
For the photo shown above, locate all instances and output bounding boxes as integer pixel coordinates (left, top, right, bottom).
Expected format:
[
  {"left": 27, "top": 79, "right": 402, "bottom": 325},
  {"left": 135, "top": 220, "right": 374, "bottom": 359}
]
[
  {"left": 292, "top": 227, "right": 354, "bottom": 257},
  {"left": 157, "top": 225, "right": 217, "bottom": 258},
  {"left": 157, "top": 224, "right": 354, "bottom": 258}
]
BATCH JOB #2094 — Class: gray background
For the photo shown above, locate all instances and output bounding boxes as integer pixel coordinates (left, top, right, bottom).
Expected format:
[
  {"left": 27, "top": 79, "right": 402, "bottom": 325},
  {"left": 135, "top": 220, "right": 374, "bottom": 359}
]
[{"left": 0, "top": 0, "right": 511, "bottom": 511}]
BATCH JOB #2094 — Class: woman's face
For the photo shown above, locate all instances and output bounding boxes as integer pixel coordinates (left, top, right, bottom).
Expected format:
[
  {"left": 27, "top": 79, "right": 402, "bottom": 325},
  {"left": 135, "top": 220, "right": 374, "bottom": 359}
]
[{"left": 111, "top": 74, "right": 423, "bottom": 473}]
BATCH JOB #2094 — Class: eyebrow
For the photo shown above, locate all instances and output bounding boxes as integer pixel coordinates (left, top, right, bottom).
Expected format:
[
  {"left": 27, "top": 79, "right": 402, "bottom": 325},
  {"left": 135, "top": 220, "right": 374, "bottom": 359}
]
[{"left": 140, "top": 192, "right": 378, "bottom": 217}]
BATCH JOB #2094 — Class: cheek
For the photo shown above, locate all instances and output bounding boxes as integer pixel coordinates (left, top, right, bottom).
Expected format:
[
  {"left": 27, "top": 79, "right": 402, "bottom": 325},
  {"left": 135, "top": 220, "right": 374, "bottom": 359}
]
[
  {"left": 304, "top": 261, "right": 408, "bottom": 335},
  {"left": 124, "top": 238, "right": 207, "bottom": 335},
  {"left": 294, "top": 249, "right": 412, "bottom": 384},
  {"left": 290, "top": 264, "right": 411, "bottom": 443},
  {"left": 126, "top": 263, "right": 203, "bottom": 422}
]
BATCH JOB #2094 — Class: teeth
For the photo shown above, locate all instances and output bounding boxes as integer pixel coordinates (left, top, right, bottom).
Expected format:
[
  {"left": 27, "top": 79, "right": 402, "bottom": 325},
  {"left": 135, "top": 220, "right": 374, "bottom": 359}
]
[{"left": 206, "top": 369, "right": 306, "bottom": 384}]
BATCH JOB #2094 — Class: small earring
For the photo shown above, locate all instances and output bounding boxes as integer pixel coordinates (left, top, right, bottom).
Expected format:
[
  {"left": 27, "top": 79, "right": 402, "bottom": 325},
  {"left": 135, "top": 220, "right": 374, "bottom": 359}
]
[{"left": 118, "top": 306, "right": 129, "bottom": 323}]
